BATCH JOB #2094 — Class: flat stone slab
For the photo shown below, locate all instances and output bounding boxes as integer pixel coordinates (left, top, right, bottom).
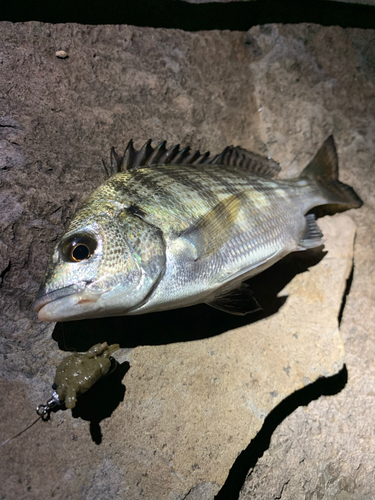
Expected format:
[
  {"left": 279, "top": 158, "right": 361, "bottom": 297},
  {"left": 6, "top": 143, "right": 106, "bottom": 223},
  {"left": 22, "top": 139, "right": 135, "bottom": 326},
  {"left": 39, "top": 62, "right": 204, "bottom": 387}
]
[
  {"left": 0, "top": 20, "right": 372, "bottom": 500},
  {"left": 116, "top": 215, "right": 354, "bottom": 497},
  {"left": 0, "top": 214, "right": 355, "bottom": 499}
]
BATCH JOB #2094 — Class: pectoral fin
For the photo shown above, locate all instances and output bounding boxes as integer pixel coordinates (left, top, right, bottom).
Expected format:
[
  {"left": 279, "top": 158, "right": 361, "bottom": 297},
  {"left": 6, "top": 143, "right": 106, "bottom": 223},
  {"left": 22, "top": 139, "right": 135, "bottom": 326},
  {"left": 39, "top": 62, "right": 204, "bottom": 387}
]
[
  {"left": 207, "top": 283, "right": 261, "bottom": 315},
  {"left": 180, "top": 193, "right": 243, "bottom": 259}
]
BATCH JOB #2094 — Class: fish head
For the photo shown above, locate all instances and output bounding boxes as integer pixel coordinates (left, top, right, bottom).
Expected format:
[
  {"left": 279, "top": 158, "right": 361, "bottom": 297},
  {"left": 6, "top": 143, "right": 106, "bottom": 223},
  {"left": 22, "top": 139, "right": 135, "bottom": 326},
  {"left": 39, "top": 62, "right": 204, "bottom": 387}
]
[{"left": 34, "top": 210, "right": 166, "bottom": 322}]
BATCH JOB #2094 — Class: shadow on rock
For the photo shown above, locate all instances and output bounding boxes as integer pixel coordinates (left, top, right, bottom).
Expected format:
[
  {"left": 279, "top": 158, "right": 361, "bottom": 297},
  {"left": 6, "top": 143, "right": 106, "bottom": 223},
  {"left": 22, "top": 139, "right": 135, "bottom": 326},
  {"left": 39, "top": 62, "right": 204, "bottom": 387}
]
[
  {"left": 71, "top": 361, "right": 130, "bottom": 445},
  {"left": 52, "top": 247, "right": 326, "bottom": 352},
  {"left": 215, "top": 365, "right": 348, "bottom": 500}
]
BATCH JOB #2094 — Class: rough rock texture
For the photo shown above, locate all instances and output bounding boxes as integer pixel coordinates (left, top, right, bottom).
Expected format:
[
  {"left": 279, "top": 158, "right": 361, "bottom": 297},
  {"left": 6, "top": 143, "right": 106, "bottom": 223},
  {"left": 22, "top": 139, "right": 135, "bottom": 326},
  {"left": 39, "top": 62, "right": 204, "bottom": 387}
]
[
  {"left": 237, "top": 24, "right": 375, "bottom": 500},
  {"left": 0, "top": 21, "right": 374, "bottom": 500}
]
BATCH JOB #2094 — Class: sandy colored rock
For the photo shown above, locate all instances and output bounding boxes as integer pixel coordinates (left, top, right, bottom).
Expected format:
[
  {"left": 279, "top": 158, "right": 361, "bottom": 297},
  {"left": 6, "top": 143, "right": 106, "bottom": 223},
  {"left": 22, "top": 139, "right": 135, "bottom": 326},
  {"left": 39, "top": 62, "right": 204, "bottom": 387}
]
[
  {"left": 0, "top": 212, "right": 356, "bottom": 499},
  {"left": 0, "top": 20, "right": 374, "bottom": 500},
  {"left": 238, "top": 24, "right": 375, "bottom": 499},
  {"left": 117, "top": 215, "right": 353, "bottom": 496}
]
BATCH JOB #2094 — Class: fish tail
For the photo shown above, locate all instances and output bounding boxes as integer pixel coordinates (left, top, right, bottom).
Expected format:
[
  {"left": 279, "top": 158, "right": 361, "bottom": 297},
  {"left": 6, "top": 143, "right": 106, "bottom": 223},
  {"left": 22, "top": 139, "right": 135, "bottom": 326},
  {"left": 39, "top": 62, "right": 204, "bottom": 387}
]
[{"left": 300, "top": 136, "right": 362, "bottom": 209}]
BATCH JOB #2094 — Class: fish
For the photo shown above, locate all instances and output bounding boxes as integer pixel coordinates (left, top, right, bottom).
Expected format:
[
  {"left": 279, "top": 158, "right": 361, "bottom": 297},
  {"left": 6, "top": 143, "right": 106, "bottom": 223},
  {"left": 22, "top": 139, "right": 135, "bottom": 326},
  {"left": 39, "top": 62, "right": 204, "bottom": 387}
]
[{"left": 34, "top": 136, "right": 362, "bottom": 322}]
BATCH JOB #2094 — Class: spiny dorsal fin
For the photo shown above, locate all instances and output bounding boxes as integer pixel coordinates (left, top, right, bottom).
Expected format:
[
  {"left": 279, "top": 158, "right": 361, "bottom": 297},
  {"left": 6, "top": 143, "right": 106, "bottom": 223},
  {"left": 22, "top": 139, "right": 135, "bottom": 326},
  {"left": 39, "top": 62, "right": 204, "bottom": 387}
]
[
  {"left": 110, "top": 140, "right": 281, "bottom": 178},
  {"left": 121, "top": 140, "right": 137, "bottom": 172}
]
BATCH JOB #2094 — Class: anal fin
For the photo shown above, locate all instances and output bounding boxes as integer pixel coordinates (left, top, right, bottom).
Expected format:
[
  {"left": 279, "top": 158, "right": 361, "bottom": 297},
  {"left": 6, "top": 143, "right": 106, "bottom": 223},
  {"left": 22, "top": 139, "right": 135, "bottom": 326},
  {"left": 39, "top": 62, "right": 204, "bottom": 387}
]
[
  {"left": 299, "top": 214, "right": 324, "bottom": 249},
  {"left": 207, "top": 283, "right": 261, "bottom": 316}
]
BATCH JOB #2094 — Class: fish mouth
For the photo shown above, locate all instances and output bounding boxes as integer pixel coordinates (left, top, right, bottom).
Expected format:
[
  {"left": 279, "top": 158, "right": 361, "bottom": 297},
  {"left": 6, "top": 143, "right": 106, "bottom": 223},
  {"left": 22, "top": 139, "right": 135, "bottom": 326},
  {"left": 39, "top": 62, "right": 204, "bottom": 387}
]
[{"left": 34, "top": 282, "right": 102, "bottom": 322}]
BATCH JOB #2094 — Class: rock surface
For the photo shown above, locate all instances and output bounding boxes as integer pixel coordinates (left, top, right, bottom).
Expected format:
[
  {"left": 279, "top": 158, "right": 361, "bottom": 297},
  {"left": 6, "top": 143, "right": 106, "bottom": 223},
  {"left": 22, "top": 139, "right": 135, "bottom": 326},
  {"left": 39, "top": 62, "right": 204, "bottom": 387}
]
[
  {"left": 237, "top": 24, "right": 375, "bottom": 500},
  {"left": 0, "top": 21, "right": 374, "bottom": 500}
]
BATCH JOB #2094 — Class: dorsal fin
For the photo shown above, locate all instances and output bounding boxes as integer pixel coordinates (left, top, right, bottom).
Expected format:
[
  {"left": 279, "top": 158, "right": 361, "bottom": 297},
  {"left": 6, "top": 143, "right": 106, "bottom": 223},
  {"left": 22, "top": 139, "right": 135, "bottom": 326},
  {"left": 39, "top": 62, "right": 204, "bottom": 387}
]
[
  {"left": 110, "top": 140, "right": 281, "bottom": 178},
  {"left": 209, "top": 145, "right": 281, "bottom": 178}
]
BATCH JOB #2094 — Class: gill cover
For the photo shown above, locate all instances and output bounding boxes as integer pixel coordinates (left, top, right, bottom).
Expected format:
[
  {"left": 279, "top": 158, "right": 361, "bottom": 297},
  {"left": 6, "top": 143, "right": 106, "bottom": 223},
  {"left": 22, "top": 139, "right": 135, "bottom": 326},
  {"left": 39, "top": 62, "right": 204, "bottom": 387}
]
[{"left": 34, "top": 212, "right": 165, "bottom": 321}]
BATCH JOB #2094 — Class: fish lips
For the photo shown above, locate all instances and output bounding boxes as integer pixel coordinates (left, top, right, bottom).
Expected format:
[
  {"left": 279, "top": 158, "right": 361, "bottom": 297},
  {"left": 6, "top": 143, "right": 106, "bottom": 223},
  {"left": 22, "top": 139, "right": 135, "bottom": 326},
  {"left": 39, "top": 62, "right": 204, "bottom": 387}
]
[{"left": 33, "top": 282, "right": 101, "bottom": 322}]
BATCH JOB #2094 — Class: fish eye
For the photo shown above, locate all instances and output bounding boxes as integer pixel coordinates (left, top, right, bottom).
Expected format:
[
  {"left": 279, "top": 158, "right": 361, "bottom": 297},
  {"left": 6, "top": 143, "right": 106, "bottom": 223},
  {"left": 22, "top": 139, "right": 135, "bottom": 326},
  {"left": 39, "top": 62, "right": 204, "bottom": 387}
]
[
  {"left": 71, "top": 243, "right": 90, "bottom": 262},
  {"left": 61, "top": 234, "right": 97, "bottom": 263}
]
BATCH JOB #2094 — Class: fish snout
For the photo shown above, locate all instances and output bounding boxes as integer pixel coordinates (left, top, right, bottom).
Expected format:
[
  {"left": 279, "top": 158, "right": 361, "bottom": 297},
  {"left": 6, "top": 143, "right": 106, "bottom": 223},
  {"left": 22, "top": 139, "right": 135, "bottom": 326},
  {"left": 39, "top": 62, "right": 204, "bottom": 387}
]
[{"left": 33, "top": 282, "right": 94, "bottom": 321}]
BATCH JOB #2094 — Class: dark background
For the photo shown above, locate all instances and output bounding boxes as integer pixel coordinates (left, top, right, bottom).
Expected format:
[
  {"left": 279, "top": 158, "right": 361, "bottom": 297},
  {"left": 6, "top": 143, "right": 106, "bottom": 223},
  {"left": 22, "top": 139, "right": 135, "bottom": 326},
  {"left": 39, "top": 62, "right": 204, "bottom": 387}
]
[{"left": 2, "top": 0, "right": 375, "bottom": 31}]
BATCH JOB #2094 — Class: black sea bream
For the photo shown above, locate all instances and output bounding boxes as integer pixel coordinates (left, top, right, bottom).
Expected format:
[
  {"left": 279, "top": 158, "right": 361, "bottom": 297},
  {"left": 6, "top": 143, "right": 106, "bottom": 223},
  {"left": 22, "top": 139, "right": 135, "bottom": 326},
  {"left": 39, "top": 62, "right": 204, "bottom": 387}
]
[{"left": 34, "top": 137, "right": 362, "bottom": 322}]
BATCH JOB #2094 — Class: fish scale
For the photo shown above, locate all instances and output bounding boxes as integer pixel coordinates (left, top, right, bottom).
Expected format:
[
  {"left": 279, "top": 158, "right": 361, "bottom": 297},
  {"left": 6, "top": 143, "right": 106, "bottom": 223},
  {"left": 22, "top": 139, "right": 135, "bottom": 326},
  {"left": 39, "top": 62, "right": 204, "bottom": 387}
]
[
  {"left": 106, "top": 167, "right": 289, "bottom": 234},
  {"left": 34, "top": 136, "right": 362, "bottom": 321}
]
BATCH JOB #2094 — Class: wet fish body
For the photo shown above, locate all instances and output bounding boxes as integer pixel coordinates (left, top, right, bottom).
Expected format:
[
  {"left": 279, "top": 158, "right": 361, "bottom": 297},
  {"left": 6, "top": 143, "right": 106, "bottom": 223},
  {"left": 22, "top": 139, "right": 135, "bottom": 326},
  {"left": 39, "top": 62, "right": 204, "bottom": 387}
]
[{"left": 34, "top": 137, "right": 362, "bottom": 321}]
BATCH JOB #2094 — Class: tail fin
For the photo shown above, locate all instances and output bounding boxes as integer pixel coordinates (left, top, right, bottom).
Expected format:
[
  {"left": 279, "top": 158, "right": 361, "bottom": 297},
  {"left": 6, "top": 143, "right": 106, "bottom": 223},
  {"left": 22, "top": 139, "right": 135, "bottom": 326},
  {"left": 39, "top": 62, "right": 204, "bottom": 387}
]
[{"left": 300, "top": 136, "right": 362, "bottom": 209}]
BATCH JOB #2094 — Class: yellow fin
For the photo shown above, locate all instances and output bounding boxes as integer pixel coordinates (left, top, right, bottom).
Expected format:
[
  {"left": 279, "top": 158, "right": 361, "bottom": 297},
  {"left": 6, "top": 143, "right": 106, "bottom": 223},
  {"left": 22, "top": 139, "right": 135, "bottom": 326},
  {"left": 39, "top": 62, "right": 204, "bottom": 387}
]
[{"left": 180, "top": 193, "right": 243, "bottom": 259}]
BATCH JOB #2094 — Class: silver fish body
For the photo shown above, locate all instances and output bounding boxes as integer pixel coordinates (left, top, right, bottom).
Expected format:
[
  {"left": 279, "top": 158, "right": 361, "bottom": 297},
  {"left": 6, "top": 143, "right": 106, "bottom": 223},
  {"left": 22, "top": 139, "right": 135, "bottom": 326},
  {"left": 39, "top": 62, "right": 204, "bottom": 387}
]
[{"left": 34, "top": 137, "right": 362, "bottom": 321}]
